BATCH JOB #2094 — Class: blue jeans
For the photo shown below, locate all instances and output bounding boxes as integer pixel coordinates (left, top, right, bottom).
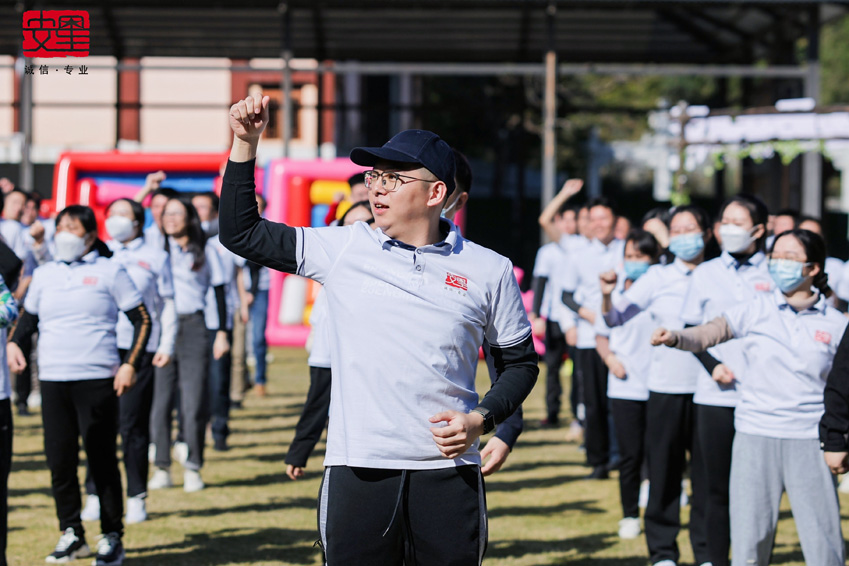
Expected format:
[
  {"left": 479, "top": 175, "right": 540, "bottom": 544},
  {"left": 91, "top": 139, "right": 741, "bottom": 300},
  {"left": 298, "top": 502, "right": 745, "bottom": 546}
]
[
  {"left": 208, "top": 329, "right": 233, "bottom": 441},
  {"left": 250, "top": 290, "right": 269, "bottom": 385}
]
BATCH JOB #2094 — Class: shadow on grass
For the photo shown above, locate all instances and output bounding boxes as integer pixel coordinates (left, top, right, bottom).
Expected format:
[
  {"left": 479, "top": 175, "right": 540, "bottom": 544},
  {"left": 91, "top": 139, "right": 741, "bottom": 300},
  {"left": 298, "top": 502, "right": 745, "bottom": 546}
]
[
  {"left": 8, "top": 485, "right": 52, "bottom": 499},
  {"left": 485, "top": 473, "right": 589, "bottom": 492},
  {"left": 252, "top": 449, "right": 325, "bottom": 464},
  {"left": 129, "top": 527, "right": 321, "bottom": 565},
  {"left": 489, "top": 499, "right": 605, "bottom": 518},
  {"left": 507, "top": 438, "right": 579, "bottom": 449},
  {"left": 148, "top": 497, "right": 317, "bottom": 520},
  {"left": 487, "top": 532, "right": 615, "bottom": 560},
  {"left": 214, "top": 471, "right": 287, "bottom": 488},
  {"left": 10, "top": 457, "right": 47, "bottom": 473},
  {"left": 771, "top": 547, "right": 806, "bottom": 564},
  {"left": 499, "top": 459, "right": 585, "bottom": 473}
]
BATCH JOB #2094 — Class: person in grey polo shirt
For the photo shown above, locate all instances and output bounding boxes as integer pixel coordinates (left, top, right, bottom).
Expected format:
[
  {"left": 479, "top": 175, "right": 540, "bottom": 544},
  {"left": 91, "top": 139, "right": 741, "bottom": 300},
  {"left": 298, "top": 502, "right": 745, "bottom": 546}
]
[{"left": 220, "top": 93, "right": 538, "bottom": 566}]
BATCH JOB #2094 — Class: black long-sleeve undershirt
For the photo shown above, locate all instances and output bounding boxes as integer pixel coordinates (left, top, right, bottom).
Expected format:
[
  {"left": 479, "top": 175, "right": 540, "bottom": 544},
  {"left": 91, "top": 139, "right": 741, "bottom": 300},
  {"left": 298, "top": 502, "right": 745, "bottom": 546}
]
[
  {"left": 821, "top": 327, "right": 849, "bottom": 451},
  {"left": 530, "top": 276, "right": 547, "bottom": 317},
  {"left": 213, "top": 284, "right": 227, "bottom": 332},
  {"left": 219, "top": 158, "right": 538, "bottom": 427},
  {"left": 561, "top": 290, "right": 582, "bottom": 313},
  {"left": 684, "top": 323, "right": 722, "bottom": 375},
  {"left": 247, "top": 261, "right": 262, "bottom": 296}
]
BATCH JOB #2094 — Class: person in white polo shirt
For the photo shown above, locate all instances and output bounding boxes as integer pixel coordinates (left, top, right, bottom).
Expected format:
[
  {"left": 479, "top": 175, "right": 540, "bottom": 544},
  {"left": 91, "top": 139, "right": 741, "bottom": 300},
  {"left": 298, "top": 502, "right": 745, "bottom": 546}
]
[
  {"left": 653, "top": 228, "right": 847, "bottom": 566},
  {"left": 79, "top": 198, "right": 177, "bottom": 526},
  {"left": 148, "top": 197, "right": 227, "bottom": 493},
  {"left": 594, "top": 229, "right": 660, "bottom": 541},
  {"left": 600, "top": 205, "right": 714, "bottom": 566},
  {"left": 0, "top": 274, "right": 18, "bottom": 566},
  {"left": 220, "top": 93, "right": 537, "bottom": 566},
  {"left": 679, "top": 194, "right": 773, "bottom": 566},
  {"left": 7, "top": 205, "right": 151, "bottom": 566}
]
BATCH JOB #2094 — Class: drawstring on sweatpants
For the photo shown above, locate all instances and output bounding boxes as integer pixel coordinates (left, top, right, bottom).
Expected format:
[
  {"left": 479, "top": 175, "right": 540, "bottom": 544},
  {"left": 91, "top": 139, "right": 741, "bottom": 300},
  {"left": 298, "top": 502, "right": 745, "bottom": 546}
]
[{"left": 382, "top": 469, "right": 408, "bottom": 537}]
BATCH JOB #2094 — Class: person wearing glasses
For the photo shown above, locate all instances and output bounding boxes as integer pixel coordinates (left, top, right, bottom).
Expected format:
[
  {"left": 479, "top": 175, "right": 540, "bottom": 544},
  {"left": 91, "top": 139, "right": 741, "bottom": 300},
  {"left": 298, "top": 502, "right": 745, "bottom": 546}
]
[
  {"left": 652, "top": 228, "right": 846, "bottom": 566},
  {"left": 220, "top": 93, "right": 537, "bottom": 566}
]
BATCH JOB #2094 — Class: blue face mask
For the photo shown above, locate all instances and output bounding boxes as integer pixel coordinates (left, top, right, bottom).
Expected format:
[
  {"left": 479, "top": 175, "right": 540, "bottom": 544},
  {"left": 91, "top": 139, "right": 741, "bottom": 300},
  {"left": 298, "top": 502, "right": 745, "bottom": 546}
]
[
  {"left": 668, "top": 233, "right": 704, "bottom": 261},
  {"left": 768, "top": 259, "right": 808, "bottom": 293},
  {"left": 624, "top": 261, "right": 650, "bottom": 281}
]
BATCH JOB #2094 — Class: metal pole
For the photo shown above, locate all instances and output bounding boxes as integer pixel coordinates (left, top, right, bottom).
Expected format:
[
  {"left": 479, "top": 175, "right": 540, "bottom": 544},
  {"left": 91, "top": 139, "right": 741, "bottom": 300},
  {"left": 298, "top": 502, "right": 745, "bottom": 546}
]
[
  {"left": 541, "top": 2, "right": 557, "bottom": 242},
  {"left": 801, "top": 5, "right": 821, "bottom": 217},
  {"left": 280, "top": 3, "right": 293, "bottom": 159},
  {"left": 17, "top": 56, "right": 33, "bottom": 192}
]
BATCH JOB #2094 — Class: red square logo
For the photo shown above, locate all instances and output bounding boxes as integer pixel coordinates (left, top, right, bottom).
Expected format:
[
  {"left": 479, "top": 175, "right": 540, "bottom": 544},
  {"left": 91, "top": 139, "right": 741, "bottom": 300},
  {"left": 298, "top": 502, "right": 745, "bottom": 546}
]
[
  {"left": 23, "top": 11, "right": 90, "bottom": 58},
  {"left": 445, "top": 272, "right": 468, "bottom": 291},
  {"left": 815, "top": 330, "right": 832, "bottom": 345},
  {"left": 755, "top": 282, "right": 771, "bottom": 292},
  {"left": 82, "top": 276, "right": 98, "bottom": 286},
  {"left": 137, "top": 261, "right": 151, "bottom": 271}
]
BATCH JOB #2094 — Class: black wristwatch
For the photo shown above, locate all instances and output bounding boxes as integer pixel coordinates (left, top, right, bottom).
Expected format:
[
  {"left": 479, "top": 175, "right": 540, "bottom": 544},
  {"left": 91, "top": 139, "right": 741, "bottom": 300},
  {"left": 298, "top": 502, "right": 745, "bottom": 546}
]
[{"left": 471, "top": 406, "right": 495, "bottom": 435}]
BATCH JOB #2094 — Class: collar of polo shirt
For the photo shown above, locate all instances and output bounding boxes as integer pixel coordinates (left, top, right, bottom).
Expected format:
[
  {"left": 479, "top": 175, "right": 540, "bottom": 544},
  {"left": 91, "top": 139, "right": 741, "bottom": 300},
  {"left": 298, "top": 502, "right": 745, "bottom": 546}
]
[
  {"left": 375, "top": 217, "right": 458, "bottom": 254},
  {"left": 774, "top": 287, "right": 827, "bottom": 314},
  {"left": 720, "top": 250, "right": 766, "bottom": 269}
]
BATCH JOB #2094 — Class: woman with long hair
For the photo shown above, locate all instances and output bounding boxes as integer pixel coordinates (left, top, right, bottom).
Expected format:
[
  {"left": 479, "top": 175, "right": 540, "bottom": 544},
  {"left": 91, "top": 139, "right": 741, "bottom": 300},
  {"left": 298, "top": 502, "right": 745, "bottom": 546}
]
[
  {"left": 653, "top": 229, "right": 846, "bottom": 566},
  {"left": 148, "top": 197, "right": 226, "bottom": 493}
]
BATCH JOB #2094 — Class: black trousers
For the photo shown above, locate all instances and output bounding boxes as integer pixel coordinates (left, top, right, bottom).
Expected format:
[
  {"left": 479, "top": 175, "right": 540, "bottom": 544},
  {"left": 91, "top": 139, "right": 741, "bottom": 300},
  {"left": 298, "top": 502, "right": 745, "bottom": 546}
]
[
  {"left": 575, "top": 348, "right": 609, "bottom": 467},
  {"left": 611, "top": 398, "right": 647, "bottom": 519},
  {"left": 696, "top": 404, "right": 735, "bottom": 566},
  {"left": 41, "top": 378, "right": 123, "bottom": 537},
  {"left": 543, "top": 320, "right": 568, "bottom": 423},
  {"left": 13, "top": 334, "right": 35, "bottom": 407},
  {"left": 644, "top": 391, "right": 707, "bottom": 565},
  {"left": 285, "top": 366, "right": 331, "bottom": 468},
  {"left": 567, "top": 345, "right": 583, "bottom": 424},
  {"left": 86, "top": 351, "right": 155, "bottom": 499},
  {"left": 0, "top": 399, "right": 11, "bottom": 566},
  {"left": 318, "top": 465, "right": 486, "bottom": 566}
]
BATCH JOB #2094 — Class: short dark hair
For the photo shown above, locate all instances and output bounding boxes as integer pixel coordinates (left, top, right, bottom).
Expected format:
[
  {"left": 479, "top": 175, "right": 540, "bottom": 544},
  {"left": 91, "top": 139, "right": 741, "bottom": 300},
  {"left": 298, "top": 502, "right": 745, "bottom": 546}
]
[
  {"left": 192, "top": 191, "right": 220, "bottom": 213},
  {"left": 452, "top": 149, "right": 473, "bottom": 196},
  {"left": 339, "top": 200, "right": 374, "bottom": 226},
  {"left": 671, "top": 204, "right": 711, "bottom": 233},
  {"left": 626, "top": 228, "right": 661, "bottom": 262},
  {"left": 774, "top": 208, "right": 800, "bottom": 222},
  {"left": 347, "top": 173, "right": 365, "bottom": 188},
  {"left": 719, "top": 194, "right": 769, "bottom": 250},
  {"left": 56, "top": 205, "right": 113, "bottom": 258},
  {"left": 587, "top": 196, "right": 618, "bottom": 217},
  {"left": 641, "top": 206, "right": 671, "bottom": 227},
  {"left": 152, "top": 187, "right": 179, "bottom": 201}
]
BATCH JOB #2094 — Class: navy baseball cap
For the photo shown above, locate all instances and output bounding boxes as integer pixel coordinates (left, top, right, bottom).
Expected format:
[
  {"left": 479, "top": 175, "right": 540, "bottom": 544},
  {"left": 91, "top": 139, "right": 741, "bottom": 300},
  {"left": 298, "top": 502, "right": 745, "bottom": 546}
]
[{"left": 350, "top": 130, "right": 456, "bottom": 196}]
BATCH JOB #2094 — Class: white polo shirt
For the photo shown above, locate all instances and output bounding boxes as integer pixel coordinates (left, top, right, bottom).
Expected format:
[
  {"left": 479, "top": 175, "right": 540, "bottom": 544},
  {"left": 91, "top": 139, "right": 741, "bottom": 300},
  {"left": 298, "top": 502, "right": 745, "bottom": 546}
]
[
  {"left": 204, "top": 235, "right": 239, "bottom": 331},
  {"left": 295, "top": 219, "right": 531, "bottom": 470},
  {"left": 0, "top": 219, "right": 27, "bottom": 260},
  {"left": 824, "top": 257, "right": 844, "bottom": 306},
  {"left": 570, "top": 238, "right": 625, "bottom": 349},
  {"left": 596, "top": 275, "right": 652, "bottom": 402},
  {"left": 307, "top": 287, "right": 331, "bottom": 369},
  {"left": 24, "top": 251, "right": 143, "bottom": 381},
  {"left": 108, "top": 238, "right": 174, "bottom": 353},
  {"left": 144, "top": 224, "right": 165, "bottom": 252},
  {"left": 680, "top": 252, "right": 773, "bottom": 407},
  {"left": 169, "top": 237, "right": 226, "bottom": 316},
  {"left": 532, "top": 241, "right": 568, "bottom": 319},
  {"left": 723, "top": 290, "right": 849, "bottom": 439},
  {"left": 613, "top": 259, "right": 709, "bottom": 394}
]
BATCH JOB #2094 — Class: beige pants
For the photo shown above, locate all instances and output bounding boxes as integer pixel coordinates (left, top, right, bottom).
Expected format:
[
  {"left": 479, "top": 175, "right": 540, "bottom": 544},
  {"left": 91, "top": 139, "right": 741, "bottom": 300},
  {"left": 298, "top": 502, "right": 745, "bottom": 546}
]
[{"left": 230, "top": 311, "right": 250, "bottom": 402}]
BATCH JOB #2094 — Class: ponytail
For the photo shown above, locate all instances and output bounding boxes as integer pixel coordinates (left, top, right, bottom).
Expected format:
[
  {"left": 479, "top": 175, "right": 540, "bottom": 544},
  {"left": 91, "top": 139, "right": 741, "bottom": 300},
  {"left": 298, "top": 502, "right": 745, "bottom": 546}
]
[
  {"left": 93, "top": 238, "right": 113, "bottom": 259},
  {"left": 812, "top": 269, "right": 833, "bottom": 298}
]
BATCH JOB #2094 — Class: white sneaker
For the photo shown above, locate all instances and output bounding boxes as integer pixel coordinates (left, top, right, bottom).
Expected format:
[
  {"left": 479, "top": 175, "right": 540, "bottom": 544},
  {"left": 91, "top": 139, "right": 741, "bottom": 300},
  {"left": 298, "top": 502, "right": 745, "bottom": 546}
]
[
  {"left": 183, "top": 470, "right": 204, "bottom": 493},
  {"left": 699, "top": 563, "right": 714, "bottom": 566},
  {"left": 125, "top": 496, "right": 147, "bottom": 524},
  {"left": 147, "top": 468, "right": 172, "bottom": 490},
  {"left": 839, "top": 475, "right": 849, "bottom": 494},
  {"left": 80, "top": 494, "right": 100, "bottom": 522},
  {"left": 653, "top": 561, "right": 676, "bottom": 566},
  {"left": 173, "top": 441, "right": 189, "bottom": 465},
  {"left": 28, "top": 390, "right": 41, "bottom": 409},
  {"left": 148, "top": 443, "right": 155, "bottom": 464},
  {"left": 618, "top": 516, "right": 641, "bottom": 539},
  {"left": 639, "top": 480, "right": 649, "bottom": 509}
]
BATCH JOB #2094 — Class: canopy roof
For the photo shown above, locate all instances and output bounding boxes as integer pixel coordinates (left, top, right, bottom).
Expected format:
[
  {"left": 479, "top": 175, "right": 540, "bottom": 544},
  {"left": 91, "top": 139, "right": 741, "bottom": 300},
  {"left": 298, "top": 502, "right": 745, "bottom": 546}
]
[{"left": 3, "top": 1, "right": 847, "bottom": 64}]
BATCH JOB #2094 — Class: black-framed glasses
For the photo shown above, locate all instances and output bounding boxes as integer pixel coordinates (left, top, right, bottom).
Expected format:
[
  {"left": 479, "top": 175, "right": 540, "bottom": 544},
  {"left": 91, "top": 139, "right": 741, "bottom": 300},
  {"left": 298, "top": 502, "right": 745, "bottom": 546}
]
[{"left": 364, "top": 170, "right": 436, "bottom": 192}]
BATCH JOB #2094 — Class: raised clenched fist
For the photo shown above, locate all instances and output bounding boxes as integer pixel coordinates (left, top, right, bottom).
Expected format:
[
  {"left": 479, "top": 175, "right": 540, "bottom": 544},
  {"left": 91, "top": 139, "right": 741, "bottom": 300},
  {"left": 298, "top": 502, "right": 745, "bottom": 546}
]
[{"left": 229, "top": 93, "right": 271, "bottom": 143}]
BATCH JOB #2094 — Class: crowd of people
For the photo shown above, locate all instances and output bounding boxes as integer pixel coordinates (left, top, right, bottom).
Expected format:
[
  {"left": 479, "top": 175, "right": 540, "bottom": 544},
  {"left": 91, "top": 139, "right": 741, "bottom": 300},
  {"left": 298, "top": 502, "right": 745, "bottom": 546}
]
[{"left": 0, "top": 89, "right": 848, "bottom": 566}]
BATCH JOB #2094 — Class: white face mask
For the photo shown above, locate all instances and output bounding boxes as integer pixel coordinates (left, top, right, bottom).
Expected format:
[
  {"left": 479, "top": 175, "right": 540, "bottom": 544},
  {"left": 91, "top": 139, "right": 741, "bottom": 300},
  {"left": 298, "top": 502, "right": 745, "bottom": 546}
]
[
  {"left": 719, "top": 224, "right": 756, "bottom": 254},
  {"left": 54, "top": 231, "right": 89, "bottom": 263},
  {"left": 105, "top": 215, "right": 136, "bottom": 243}
]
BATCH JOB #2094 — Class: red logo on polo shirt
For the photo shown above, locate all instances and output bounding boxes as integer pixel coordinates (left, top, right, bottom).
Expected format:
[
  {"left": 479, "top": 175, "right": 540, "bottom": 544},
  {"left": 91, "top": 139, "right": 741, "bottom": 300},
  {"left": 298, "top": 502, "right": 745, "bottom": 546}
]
[
  {"left": 138, "top": 261, "right": 151, "bottom": 271},
  {"left": 82, "top": 276, "right": 98, "bottom": 286},
  {"left": 815, "top": 331, "right": 832, "bottom": 345},
  {"left": 755, "top": 282, "right": 771, "bottom": 292},
  {"left": 445, "top": 272, "right": 468, "bottom": 291}
]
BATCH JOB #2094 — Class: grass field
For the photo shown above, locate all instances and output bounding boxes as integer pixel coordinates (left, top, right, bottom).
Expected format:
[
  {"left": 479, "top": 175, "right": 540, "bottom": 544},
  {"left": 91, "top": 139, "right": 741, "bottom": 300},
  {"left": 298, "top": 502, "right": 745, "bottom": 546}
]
[{"left": 7, "top": 348, "right": 837, "bottom": 565}]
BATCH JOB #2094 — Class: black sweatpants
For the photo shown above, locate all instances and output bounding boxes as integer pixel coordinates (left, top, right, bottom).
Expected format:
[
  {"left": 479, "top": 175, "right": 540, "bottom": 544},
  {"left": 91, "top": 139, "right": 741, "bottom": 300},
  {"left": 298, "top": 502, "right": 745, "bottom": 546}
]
[
  {"left": 41, "top": 378, "right": 123, "bottom": 537},
  {"left": 285, "top": 366, "right": 331, "bottom": 468},
  {"left": 318, "top": 465, "right": 486, "bottom": 566},
  {"left": 644, "top": 391, "right": 707, "bottom": 565},
  {"left": 610, "top": 398, "right": 646, "bottom": 519},
  {"left": 0, "top": 399, "right": 11, "bottom": 566},
  {"left": 696, "top": 403, "right": 735, "bottom": 566},
  {"left": 543, "top": 320, "right": 568, "bottom": 424},
  {"left": 86, "top": 351, "right": 155, "bottom": 499},
  {"left": 575, "top": 348, "right": 609, "bottom": 467}
]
